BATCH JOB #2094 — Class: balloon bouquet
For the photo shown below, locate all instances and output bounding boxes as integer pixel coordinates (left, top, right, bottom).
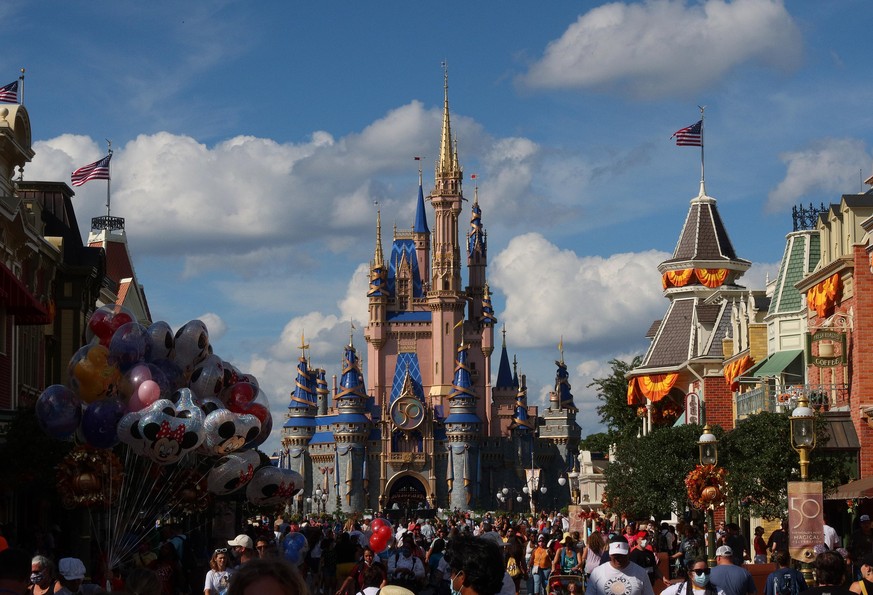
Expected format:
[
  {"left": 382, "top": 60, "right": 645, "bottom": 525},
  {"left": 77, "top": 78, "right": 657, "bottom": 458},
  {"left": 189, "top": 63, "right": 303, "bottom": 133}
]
[{"left": 35, "top": 305, "right": 302, "bottom": 570}]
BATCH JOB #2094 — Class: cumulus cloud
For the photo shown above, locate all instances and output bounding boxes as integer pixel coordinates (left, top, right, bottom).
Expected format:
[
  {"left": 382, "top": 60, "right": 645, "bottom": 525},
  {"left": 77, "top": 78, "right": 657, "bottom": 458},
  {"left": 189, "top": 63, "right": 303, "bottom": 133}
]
[
  {"left": 767, "top": 138, "right": 872, "bottom": 212},
  {"left": 491, "top": 233, "right": 669, "bottom": 351},
  {"left": 519, "top": 0, "right": 802, "bottom": 98}
]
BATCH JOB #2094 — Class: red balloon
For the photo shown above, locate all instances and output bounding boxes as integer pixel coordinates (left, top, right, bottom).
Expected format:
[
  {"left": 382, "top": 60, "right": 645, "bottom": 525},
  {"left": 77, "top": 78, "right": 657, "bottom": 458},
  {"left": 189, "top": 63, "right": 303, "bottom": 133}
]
[
  {"left": 376, "top": 524, "right": 393, "bottom": 540},
  {"left": 88, "top": 307, "right": 134, "bottom": 347},
  {"left": 225, "top": 382, "right": 258, "bottom": 412},
  {"left": 370, "top": 518, "right": 387, "bottom": 530},
  {"left": 245, "top": 403, "right": 269, "bottom": 425},
  {"left": 369, "top": 533, "right": 388, "bottom": 553}
]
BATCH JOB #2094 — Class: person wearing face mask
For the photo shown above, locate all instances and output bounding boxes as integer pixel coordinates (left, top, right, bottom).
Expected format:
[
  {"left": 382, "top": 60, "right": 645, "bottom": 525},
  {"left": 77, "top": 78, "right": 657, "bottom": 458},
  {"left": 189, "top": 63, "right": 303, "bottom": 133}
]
[
  {"left": 630, "top": 531, "right": 664, "bottom": 586},
  {"left": 444, "top": 534, "right": 506, "bottom": 595},
  {"left": 387, "top": 534, "right": 425, "bottom": 592},
  {"left": 587, "top": 539, "right": 655, "bottom": 595},
  {"left": 661, "top": 557, "right": 727, "bottom": 595},
  {"left": 28, "top": 555, "right": 59, "bottom": 595}
]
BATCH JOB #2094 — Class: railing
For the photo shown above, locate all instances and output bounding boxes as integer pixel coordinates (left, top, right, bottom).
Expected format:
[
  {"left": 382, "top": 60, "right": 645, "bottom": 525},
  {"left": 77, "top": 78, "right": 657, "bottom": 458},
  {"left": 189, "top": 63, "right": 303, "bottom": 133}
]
[{"left": 735, "top": 383, "right": 849, "bottom": 419}]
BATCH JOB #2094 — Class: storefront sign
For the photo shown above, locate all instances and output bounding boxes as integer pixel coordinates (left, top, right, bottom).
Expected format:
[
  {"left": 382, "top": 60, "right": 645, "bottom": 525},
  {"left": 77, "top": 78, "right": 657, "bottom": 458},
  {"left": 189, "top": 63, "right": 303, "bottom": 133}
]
[
  {"left": 806, "top": 330, "right": 846, "bottom": 367},
  {"left": 685, "top": 393, "right": 700, "bottom": 425}
]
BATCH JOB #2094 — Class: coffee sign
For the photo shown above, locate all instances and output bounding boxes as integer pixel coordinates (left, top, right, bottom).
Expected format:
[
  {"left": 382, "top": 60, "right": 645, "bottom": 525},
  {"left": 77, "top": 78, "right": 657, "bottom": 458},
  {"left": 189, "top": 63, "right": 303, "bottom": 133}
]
[{"left": 806, "top": 329, "right": 846, "bottom": 367}]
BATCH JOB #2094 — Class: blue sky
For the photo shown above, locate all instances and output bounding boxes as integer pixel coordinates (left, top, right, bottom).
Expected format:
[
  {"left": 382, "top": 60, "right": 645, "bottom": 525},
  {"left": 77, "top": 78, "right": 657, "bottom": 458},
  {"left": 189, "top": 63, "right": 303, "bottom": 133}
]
[{"left": 6, "top": 1, "right": 873, "bottom": 454}]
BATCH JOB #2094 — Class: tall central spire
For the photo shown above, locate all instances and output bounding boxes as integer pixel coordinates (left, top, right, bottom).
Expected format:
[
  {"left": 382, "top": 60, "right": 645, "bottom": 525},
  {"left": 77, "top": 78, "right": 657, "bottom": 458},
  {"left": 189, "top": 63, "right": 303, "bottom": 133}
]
[{"left": 439, "top": 63, "right": 454, "bottom": 175}]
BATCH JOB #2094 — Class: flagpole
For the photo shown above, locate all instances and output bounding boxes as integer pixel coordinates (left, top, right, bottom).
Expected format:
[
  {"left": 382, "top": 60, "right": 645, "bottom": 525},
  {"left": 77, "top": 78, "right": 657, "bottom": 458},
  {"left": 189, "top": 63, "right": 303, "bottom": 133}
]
[
  {"left": 18, "top": 68, "right": 24, "bottom": 105},
  {"left": 699, "top": 105, "right": 706, "bottom": 193},
  {"left": 106, "top": 140, "right": 113, "bottom": 219}
]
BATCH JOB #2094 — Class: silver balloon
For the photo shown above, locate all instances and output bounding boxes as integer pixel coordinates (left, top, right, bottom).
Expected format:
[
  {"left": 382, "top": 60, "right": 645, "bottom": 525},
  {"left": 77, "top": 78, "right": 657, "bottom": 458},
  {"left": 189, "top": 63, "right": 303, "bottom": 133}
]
[
  {"left": 201, "top": 409, "right": 261, "bottom": 456},
  {"left": 173, "top": 320, "right": 210, "bottom": 378},
  {"left": 146, "top": 321, "right": 175, "bottom": 361},
  {"left": 207, "top": 450, "right": 261, "bottom": 495},
  {"left": 137, "top": 389, "right": 205, "bottom": 464},
  {"left": 189, "top": 354, "right": 226, "bottom": 401},
  {"left": 246, "top": 466, "right": 303, "bottom": 506}
]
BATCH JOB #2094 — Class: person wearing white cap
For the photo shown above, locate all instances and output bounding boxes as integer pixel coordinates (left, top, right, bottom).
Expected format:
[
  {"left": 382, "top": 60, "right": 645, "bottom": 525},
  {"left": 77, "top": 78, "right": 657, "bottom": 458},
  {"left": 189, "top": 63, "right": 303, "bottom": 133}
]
[
  {"left": 587, "top": 539, "right": 655, "bottom": 595},
  {"left": 710, "top": 545, "right": 756, "bottom": 595},
  {"left": 228, "top": 534, "right": 256, "bottom": 567}
]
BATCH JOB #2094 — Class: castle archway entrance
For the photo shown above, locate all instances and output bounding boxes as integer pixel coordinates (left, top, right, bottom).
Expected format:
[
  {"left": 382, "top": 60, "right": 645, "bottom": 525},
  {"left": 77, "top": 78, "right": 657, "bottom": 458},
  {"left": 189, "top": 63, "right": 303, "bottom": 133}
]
[{"left": 385, "top": 473, "right": 429, "bottom": 519}]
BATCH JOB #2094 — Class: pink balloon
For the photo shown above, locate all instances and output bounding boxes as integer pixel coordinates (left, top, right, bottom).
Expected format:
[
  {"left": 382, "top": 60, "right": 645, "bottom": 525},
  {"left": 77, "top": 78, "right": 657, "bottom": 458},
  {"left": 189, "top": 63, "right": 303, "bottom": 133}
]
[{"left": 129, "top": 380, "right": 161, "bottom": 411}]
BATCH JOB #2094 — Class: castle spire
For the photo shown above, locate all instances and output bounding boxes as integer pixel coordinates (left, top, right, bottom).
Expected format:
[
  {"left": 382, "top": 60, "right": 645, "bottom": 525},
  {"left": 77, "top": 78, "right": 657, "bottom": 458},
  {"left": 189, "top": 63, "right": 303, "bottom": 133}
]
[
  {"left": 374, "top": 206, "right": 384, "bottom": 268},
  {"left": 438, "top": 62, "right": 454, "bottom": 176},
  {"left": 414, "top": 160, "right": 429, "bottom": 234}
]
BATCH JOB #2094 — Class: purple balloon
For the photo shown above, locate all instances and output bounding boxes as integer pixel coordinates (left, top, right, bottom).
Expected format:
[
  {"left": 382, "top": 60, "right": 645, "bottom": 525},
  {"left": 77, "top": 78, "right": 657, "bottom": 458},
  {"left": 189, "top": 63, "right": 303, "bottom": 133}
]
[
  {"left": 109, "top": 322, "right": 152, "bottom": 371},
  {"left": 36, "top": 385, "right": 82, "bottom": 439},
  {"left": 81, "top": 397, "right": 127, "bottom": 448},
  {"left": 151, "top": 358, "right": 185, "bottom": 390}
]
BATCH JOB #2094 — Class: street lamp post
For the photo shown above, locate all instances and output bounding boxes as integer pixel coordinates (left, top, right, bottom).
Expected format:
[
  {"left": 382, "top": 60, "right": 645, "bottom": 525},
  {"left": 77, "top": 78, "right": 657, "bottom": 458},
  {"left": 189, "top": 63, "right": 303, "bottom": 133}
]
[
  {"left": 698, "top": 425, "right": 719, "bottom": 566},
  {"left": 790, "top": 393, "right": 816, "bottom": 582}
]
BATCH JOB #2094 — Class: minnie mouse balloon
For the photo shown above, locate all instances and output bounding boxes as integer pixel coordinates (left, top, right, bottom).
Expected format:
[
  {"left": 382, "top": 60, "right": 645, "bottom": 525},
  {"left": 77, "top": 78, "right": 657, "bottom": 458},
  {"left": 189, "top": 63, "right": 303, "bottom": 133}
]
[
  {"left": 245, "top": 466, "right": 303, "bottom": 506},
  {"left": 36, "top": 385, "right": 82, "bottom": 440},
  {"left": 136, "top": 389, "right": 205, "bottom": 464},
  {"left": 207, "top": 449, "right": 261, "bottom": 495}
]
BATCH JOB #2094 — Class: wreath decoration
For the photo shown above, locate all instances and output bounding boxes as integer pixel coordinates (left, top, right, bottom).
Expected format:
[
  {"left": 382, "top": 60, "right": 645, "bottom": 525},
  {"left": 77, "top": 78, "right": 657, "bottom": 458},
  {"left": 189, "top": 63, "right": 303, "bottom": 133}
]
[
  {"left": 685, "top": 464, "right": 727, "bottom": 509},
  {"left": 56, "top": 446, "right": 123, "bottom": 509}
]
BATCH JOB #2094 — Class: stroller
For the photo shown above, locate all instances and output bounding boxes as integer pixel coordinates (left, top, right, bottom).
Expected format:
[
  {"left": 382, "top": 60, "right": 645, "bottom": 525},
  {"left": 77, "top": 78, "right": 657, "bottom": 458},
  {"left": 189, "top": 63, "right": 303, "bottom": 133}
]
[{"left": 547, "top": 573, "right": 584, "bottom": 594}]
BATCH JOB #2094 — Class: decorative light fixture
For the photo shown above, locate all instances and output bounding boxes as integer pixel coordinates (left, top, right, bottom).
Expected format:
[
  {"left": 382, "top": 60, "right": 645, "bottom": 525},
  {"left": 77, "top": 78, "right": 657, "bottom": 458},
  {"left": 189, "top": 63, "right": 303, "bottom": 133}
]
[
  {"left": 698, "top": 424, "right": 718, "bottom": 466},
  {"left": 790, "top": 393, "right": 816, "bottom": 480},
  {"left": 558, "top": 476, "right": 567, "bottom": 486}
]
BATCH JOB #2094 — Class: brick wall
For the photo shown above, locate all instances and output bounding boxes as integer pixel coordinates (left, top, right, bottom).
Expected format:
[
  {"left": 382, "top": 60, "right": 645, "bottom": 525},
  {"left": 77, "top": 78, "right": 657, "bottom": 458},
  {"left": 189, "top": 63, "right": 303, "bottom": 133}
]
[
  {"left": 703, "top": 375, "right": 735, "bottom": 431},
  {"left": 851, "top": 246, "right": 873, "bottom": 477}
]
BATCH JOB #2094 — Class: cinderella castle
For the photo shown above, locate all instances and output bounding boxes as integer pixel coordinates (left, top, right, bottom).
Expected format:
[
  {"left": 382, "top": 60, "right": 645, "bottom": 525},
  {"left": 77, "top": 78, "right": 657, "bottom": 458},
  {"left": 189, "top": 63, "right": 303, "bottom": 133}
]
[{"left": 280, "top": 74, "right": 581, "bottom": 515}]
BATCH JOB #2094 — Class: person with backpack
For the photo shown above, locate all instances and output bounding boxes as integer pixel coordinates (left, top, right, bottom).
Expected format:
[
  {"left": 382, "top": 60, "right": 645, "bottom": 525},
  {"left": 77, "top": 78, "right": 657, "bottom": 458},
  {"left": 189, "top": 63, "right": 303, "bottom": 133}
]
[
  {"left": 553, "top": 535, "right": 582, "bottom": 576},
  {"left": 765, "top": 550, "right": 807, "bottom": 595},
  {"left": 387, "top": 533, "right": 425, "bottom": 592},
  {"left": 505, "top": 534, "right": 527, "bottom": 595},
  {"left": 710, "top": 546, "right": 757, "bottom": 595}
]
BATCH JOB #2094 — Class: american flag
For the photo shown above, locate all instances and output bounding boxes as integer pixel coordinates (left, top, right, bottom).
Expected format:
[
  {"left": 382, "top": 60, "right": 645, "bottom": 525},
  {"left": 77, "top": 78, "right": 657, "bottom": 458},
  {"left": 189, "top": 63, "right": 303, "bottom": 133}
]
[
  {"left": 0, "top": 81, "right": 18, "bottom": 103},
  {"left": 671, "top": 120, "right": 703, "bottom": 146},
  {"left": 71, "top": 154, "right": 112, "bottom": 187}
]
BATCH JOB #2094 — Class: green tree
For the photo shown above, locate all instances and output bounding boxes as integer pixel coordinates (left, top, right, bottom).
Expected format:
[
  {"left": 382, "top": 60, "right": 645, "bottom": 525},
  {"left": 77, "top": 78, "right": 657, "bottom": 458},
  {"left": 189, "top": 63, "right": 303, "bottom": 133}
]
[
  {"left": 720, "top": 411, "right": 854, "bottom": 520},
  {"left": 603, "top": 423, "right": 703, "bottom": 519},
  {"left": 578, "top": 432, "right": 611, "bottom": 455},
  {"left": 588, "top": 356, "right": 643, "bottom": 441}
]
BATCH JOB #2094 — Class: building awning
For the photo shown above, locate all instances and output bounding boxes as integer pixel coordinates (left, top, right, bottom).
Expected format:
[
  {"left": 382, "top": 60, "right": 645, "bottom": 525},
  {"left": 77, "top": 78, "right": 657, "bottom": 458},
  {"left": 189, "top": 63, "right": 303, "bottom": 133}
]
[
  {"left": 745, "top": 349, "right": 804, "bottom": 378},
  {"left": 822, "top": 411, "right": 860, "bottom": 450},
  {"left": 826, "top": 476, "right": 873, "bottom": 500},
  {"left": 0, "top": 261, "right": 51, "bottom": 325}
]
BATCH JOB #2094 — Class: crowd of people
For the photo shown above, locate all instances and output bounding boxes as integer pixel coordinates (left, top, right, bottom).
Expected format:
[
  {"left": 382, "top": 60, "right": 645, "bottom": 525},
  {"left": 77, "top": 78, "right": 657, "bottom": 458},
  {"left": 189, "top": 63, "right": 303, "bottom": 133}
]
[{"left": 0, "top": 509, "right": 871, "bottom": 595}]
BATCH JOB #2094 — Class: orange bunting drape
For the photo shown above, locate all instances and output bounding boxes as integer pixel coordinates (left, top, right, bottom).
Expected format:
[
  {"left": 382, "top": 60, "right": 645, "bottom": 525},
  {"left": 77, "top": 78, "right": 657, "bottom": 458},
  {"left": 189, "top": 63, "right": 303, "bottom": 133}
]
[
  {"left": 694, "top": 268, "right": 728, "bottom": 288},
  {"left": 662, "top": 268, "right": 727, "bottom": 289},
  {"left": 626, "top": 377, "right": 643, "bottom": 406},
  {"left": 807, "top": 273, "right": 842, "bottom": 318},
  {"left": 663, "top": 269, "right": 694, "bottom": 289},
  {"left": 637, "top": 373, "right": 679, "bottom": 402},
  {"left": 722, "top": 354, "right": 754, "bottom": 392}
]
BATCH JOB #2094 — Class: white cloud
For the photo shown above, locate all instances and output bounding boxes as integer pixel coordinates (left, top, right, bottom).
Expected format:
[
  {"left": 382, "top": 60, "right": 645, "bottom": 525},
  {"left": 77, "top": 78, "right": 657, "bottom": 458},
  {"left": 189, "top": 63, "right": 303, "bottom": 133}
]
[
  {"left": 767, "top": 138, "right": 872, "bottom": 212},
  {"left": 491, "top": 233, "right": 669, "bottom": 351},
  {"left": 519, "top": 0, "right": 802, "bottom": 98},
  {"left": 197, "top": 312, "right": 227, "bottom": 342}
]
